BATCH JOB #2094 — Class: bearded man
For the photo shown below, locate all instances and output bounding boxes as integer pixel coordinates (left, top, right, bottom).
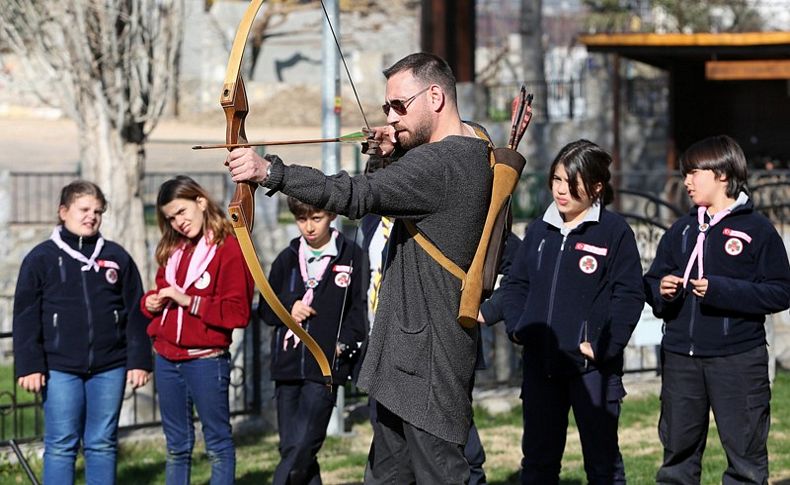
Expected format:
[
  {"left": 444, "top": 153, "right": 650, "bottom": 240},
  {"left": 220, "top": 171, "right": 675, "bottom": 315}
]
[{"left": 227, "top": 52, "right": 491, "bottom": 483}]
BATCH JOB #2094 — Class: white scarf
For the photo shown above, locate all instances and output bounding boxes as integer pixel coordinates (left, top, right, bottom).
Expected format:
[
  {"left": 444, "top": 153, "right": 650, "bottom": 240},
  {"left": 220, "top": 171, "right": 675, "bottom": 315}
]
[{"left": 50, "top": 225, "right": 104, "bottom": 272}]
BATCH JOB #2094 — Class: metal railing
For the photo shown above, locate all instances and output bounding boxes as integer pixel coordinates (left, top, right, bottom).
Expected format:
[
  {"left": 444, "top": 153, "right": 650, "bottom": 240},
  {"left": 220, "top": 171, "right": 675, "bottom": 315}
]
[
  {"left": 10, "top": 172, "right": 229, "bottom": 225},
  {"left": 485, "top": 78, "right": 586, "bottom": 123},
  {"left": 0, "top": 315, "right": 262, "bottom": 446}
]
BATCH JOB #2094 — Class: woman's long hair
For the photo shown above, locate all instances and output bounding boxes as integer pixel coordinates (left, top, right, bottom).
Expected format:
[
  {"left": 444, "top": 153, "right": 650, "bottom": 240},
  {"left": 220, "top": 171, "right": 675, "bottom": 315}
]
[{"left": 154, "top": 176, "right": 233, "bottom": 267}]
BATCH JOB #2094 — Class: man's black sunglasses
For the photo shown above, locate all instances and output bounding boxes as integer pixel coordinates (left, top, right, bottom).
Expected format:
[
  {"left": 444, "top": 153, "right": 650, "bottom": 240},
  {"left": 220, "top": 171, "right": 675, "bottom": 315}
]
[{"left": 382, "top": 86, "right": 431, "bottom": 116}]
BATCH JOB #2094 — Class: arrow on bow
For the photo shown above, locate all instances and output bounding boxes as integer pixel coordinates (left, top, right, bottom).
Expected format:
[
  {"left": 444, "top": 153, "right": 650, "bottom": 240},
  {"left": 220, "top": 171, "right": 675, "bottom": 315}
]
[
  {"left": 221, "top": 0, "right": 334, "bottom": 386},
  {"left": 191, "top": 130, "right": 370, "bottom": 150}
]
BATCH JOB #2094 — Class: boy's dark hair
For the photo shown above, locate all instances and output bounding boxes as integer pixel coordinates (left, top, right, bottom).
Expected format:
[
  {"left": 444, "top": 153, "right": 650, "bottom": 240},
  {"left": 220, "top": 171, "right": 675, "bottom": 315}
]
[
  {"left": 548, "top": 139, "right": 615, "bottom": 206},
  {"left": 59, "top": 180, "right": 107, "bottom": 213},
  {"left": 680, "top": 135, "right": 748, "bottom": 198},
  {"left": 383, "top": 53, "right": 457, "bottom": 104},
  {"left": 287, "top": 196, "right": 333, "bottom": 219}
]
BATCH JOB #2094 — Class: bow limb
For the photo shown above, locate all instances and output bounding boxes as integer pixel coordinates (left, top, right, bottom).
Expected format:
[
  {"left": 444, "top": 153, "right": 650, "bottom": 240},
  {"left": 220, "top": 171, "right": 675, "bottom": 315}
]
[{"left": 221, "top": 0, "right": 333, "bottom": 386}]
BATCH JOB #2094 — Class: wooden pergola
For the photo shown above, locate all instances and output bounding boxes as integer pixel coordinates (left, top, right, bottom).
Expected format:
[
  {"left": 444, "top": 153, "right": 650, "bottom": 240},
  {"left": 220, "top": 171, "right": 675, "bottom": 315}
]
[{"left": 579, "top": 32, "right": 790, "bottom": 170}]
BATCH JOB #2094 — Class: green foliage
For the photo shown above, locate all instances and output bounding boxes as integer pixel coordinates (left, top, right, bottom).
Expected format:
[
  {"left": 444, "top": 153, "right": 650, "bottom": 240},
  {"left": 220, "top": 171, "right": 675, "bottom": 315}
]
[{"left": 581, "top": 0, "right": 764, "bottom": 33}]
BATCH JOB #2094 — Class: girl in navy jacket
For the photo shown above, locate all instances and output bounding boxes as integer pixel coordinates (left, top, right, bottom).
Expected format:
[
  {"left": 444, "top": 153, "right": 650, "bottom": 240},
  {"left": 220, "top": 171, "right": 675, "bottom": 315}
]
[
  {"left": 13, "top": 181, "right": 151, "bottom": 485},
  {"left": 500, "top": 140, "right": 644, "bottom": 485},
  {"left": 644, "top": 135, "right": 790, "bottom": 484}
]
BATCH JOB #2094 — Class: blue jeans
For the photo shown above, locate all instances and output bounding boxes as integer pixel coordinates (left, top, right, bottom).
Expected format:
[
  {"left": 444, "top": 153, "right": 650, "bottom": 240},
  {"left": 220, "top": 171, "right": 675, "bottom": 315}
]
[
  {"left": 155, "top": 353, "right": 235, "bottom": 485},
  {"left": 43, "top": 366, "right": 126, "bottom": 485}
]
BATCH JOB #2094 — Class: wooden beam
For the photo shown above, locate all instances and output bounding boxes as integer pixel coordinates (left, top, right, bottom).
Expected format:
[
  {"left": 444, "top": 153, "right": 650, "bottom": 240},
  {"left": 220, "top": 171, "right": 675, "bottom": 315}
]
[
  {"left": 706, "top": 59, "right": 790, "bottom": 80},
  {"left": 421, "top": 0, "right": 475, "bottom": 82},
  {"left": 579, "top": 32, "right": 790, "bottom": 48}
]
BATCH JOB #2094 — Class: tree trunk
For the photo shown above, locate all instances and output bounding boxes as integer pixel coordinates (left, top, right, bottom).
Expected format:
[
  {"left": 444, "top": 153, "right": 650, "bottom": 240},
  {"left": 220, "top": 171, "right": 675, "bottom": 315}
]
[{"left": 78, "top": 101, "right": 149, "bottom": 281}]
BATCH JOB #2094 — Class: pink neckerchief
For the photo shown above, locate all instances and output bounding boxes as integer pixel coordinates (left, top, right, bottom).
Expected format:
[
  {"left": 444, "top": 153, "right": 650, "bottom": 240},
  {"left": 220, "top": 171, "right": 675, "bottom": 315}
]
[
  {"left": 682, "top": 207, "right": 732, "bottom": 288},
  {"left": 283, "top": 231, "right": 337, "bottom": 351},
  {"left": 161, "top": 233, "right": 217, "bottom": 344},
  {"left": 50, "top": 225, "right": 104, "bottom": 272}
]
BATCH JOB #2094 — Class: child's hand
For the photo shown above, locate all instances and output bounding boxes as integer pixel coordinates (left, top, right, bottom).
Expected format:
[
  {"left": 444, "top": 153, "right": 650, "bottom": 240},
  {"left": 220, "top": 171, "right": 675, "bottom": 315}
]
[
  {"left": 18, "top": 373, "right": 46, "bottom": 393},
  {"left": 477, "top": 310, "right": 486, "bottom": 325},
  {"left": 580, "top": 341, "right": 595, "bottom": 361},
  {"left": 659, "top": 275, "right": 684, "bottom": 299},
  {"left": 126, "top": 369, "right": 151, "bottom": 389},
  {"left": 157, "top": 287, "right": 191, "bottom": 307},
  {"left": 291, "top": 300, "right": 317, "bottom": 324},
  {"left": 145, "top": 293, "right": 166, "bottom": 313},
  {"left": 689, "top": 278, "right": 709, "bottom": 298}
]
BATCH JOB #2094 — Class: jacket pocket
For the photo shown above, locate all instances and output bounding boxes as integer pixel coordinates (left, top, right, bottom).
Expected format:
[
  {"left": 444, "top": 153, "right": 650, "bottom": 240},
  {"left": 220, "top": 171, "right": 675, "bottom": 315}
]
[
  {"left": 52, "top": 313, "right": 60, "bottom": 349},
  {"left": 58, "top": 257, "right": 66, "bottom": 283},
  {"left": 744, "top": 384, "right": 771, "bottom": 458},
  {"left": 536, "top": 239, "right": 546, "bottom": 271},
  {"left": 113, "top": 310, "right": 127, "bottom": 341},
  {"left": 578, "top": 320, "right": 588, "bottom": 344},
  {"left": 393, "top": 325, "right": 431, "bottom": 379}
]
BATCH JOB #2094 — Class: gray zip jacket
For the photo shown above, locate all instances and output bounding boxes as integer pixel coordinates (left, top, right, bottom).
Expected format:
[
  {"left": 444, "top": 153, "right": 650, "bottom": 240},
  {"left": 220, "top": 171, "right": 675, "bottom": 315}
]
[{"left": 264, "top": 134, "right": 492, "bottom": 444}]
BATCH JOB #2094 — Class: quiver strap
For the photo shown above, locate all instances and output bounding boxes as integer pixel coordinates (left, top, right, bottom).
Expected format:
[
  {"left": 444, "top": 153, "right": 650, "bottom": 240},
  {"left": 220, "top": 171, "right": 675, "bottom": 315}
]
[{"left": 403, "top": 136, "right": 527, "bottom": 328}]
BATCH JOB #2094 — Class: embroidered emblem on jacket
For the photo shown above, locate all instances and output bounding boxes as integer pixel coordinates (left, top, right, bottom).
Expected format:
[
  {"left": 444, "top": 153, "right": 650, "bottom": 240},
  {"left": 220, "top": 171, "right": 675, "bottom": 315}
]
[
  {"left": 579, "top": 255, "right": 598, "bottom": 274},
  {"left": 105, "top": 268, "right": 118, "bottom": 284},
  {"left": 334, "top": 272, "right": 351, "bottom": 288},
  {"left": 725, "top": 238, "right": 744, "bottom": 256}
]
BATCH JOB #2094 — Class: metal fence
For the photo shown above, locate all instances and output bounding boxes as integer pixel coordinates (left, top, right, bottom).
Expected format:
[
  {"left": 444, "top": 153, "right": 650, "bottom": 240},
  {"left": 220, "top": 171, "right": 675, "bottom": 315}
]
[
  {"left": 484, "top": 75, "right": 669, "bottom": 124},
  {"left": 485, "top": 79, "right": 586, "bottom": 123},
  {"left": 0, "top": 317, "right": 262, "bottom": 446},
  {"left": 10, "top": 172, "right": 229, "bottom": 225}
]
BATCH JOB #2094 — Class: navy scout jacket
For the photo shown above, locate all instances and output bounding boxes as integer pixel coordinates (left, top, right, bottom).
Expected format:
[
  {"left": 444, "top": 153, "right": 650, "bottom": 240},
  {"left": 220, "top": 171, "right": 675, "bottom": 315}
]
[
  {"left": 259, "top": 230, "right": 367, "bottom": 384},
  {"left": 501, "top": 205, "right": 645, "bottom": 376},
  {"left": 644, "top": 200, "right": 790, "bottom": 357},
  {"left": 13, "top": 227, "right": 152, "bottom": 378}
]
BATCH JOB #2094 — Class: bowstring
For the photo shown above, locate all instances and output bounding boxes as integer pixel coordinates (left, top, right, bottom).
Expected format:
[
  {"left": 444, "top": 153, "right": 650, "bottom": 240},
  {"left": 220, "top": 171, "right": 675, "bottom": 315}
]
[
  {"left": 319, "top": 0, "right": 371, "bottom": 132},
  {"left": 318, "top": 0, "right": 367, "bottom": 374}
]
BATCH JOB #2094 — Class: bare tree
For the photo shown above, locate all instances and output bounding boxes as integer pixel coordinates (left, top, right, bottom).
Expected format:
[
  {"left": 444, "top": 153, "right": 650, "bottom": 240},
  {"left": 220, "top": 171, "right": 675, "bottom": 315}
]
[{"left": 0, "top": 0, "right": 184, "bottom": 277}]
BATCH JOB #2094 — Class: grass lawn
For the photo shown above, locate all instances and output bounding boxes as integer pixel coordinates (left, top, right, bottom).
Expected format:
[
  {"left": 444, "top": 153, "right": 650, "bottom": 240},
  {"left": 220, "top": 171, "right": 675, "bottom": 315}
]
[{"left": 2, "top": 370, "right": 789, "bottom": 484}]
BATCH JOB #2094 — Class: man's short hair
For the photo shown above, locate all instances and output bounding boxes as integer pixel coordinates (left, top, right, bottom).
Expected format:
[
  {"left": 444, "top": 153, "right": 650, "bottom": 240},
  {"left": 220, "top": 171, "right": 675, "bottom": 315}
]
[
  {"left": 383, "top": 53, "right": 457, "bottom": 104},
  {"left": 680, "top": 135, "right": 749, "bottom": 198}
]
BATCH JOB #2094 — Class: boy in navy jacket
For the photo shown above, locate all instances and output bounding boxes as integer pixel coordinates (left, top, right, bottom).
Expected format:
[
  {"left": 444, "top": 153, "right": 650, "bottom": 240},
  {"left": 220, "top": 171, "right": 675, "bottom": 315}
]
[
  {"left": 644, "top": 135, "right": 790, "bottom": 484},
  {"left": 259, "top": 197, "right": 366, "bottom": 485},
  {"left": 500, "top": 140, "right": 644, "bottom": 485}
]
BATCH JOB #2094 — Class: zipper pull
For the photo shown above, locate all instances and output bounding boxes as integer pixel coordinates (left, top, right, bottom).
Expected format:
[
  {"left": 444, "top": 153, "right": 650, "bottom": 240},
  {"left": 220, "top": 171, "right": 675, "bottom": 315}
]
[
  {"left": 79, "top": 236, "right": 83, "bottom": 250},
  {"left": 561, "top": 235, "right": 567, "bottom": 251}
]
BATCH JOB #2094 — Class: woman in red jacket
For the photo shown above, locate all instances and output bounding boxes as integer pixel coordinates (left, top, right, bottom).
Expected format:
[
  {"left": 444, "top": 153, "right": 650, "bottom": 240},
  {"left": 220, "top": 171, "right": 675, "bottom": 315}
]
[{"left": 142, "top": 176, "right": 253, "bottom": 485}]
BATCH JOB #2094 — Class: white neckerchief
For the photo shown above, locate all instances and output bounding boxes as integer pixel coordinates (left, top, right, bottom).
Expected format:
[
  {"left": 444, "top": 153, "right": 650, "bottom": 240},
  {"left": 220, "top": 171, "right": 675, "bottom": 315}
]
[
  {"left": 682, "top": 191, "right": 749, "bottom": 287},
  {"left": 50, "top": 225, "right": 104, "bottom": 272},
  {"left": 162, "top": 234, "right": 217, "bottom": 344}
]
